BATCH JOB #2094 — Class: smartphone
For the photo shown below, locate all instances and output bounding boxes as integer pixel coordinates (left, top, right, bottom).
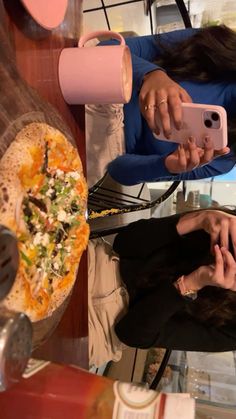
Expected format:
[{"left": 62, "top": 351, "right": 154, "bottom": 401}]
[{"left": 153, "top": 103, "right": 228, "bottom": 150}]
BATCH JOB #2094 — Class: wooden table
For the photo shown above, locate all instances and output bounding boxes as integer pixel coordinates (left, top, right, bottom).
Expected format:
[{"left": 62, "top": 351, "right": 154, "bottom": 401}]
[{"left": 1, "top": 0, "right": 88, "bottom": 368}]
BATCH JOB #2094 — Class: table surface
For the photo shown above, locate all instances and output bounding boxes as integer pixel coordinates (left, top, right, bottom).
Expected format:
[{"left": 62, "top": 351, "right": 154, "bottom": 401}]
[{"left": 1, "top": 0, "right": 88, "bottom": 368}]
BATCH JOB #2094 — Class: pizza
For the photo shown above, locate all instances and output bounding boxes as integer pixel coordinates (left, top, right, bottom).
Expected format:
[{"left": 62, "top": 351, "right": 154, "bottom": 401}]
[{"left": 0, "top": 123, "right": 89, "bottom": 321}]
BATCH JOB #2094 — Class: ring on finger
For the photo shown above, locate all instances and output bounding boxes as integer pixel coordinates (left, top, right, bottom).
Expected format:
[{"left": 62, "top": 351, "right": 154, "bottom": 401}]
[
  {"left": 144, "top": 104, "right": 157, "bottom": 111},
  {"left": 157, "top": 98, "right": 167, "bottom": 108}
]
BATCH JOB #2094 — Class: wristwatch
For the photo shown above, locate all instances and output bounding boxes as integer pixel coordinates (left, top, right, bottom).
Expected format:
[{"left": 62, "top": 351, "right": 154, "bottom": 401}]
[
  {"left": 181, "top": 288, "right": 198, "bottom": 301},
  {"left": 175, "top": 275, "right": 198, "bottom": 300}
]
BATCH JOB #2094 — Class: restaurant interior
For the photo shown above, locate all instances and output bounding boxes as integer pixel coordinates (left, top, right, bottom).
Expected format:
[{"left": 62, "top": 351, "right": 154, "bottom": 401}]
[{"left": 1, "top": 1, "right": 236, "bottom": 418}]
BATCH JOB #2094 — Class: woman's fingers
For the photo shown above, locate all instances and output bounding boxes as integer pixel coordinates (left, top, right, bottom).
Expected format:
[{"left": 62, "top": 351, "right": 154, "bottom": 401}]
[
  {"left": 200, "top": 136, "right": 214, "bottom": 164},
  {"left": 213, "top": 244, "right": 224, "bottom": 279},
  {"left": 140, "top": 92, "right": 158, "bottom": 133},
  {"left": 186, "top": 137, "right": 201, "bottom": 170},
  {"left": 167, "top": 91, "right": 183, "bottom": 131},
  {"left": 179, "top": 89, "right": 192, "bottom": 103},
  {"left": 222, "top": 247, "right": 236, "bottom": 270},
  {"left": 221, "top": 247, "right": 236, "bottom": 289},
  {"left": 155, "top": 98, "right": 171, "bottom": 138},
  {"left": 220, "top": 220, "right": 229, "bottom": 250},
  {"left": 229, "top": 220, "right": 236, "bottom": 259},
  {"left": 177, "top": 144, "right": 187, "bottom": 171},
  {"left": 214, "top": 146, "right": 230, "bottom": 157},
  {"left": 210, "top": 229, "right": 220, "bottom": 254}
]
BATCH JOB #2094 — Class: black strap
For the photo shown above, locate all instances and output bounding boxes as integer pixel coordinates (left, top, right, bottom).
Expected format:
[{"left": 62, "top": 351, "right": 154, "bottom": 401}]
[
  {"left": 149, "top": 348, "right": 172, "bottom": 390},
  {"left": 175, "top": 0, "right": 192, "bottom": 28}
]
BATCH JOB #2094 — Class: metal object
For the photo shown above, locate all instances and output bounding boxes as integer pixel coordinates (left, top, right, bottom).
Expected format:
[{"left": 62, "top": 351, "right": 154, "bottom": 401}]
[
  {"left": 0, "top": 225, "right": 19, "bottom": 301},
  {"left": 88, "top": 173, "right": 180, "bottom": 220},
  {"left": 0, "top": 225, "right": 32, "bottom": 391},
  {"left": 0, "top": 309, "right": 32, "bottom": 391}
]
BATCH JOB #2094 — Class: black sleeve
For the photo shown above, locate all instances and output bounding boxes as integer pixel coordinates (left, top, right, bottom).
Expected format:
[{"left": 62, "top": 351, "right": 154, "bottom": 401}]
[
  {"left": 156, "top": 313, "right": 236, "bottom": 352},
  {"left": 115, "top": 278, "right": 185, "bottom": 349},
  {"left": 115, "top": 280, "right": 236, "bottom": 352},
  {"left": 113, "top": 213, "right": 182, "bottom": 259}
]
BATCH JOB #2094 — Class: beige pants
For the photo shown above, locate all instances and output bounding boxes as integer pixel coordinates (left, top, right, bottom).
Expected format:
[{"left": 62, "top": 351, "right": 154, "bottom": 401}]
[
  {"left": 86, "top": 104, "right": 125, "bottom": 188},
  {"left": 88, "top": 238, "right": 129, "bottom": 368}
]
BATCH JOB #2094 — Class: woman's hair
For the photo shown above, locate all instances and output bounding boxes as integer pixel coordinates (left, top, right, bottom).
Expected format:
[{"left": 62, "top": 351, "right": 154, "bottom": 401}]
[
  {"left": 156, "top": 25, "right": 236, "bottom": 82},
  {"left": 155, "top": 25, "right": 236, "bottom": 150},
  {"left": 135, "top": 208, "right": 236, "bottom": 328}
]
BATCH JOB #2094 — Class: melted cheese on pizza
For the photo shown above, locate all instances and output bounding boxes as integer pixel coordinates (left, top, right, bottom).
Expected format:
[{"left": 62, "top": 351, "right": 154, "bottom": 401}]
[{"left": 15, "top": 129, "right": 89, "bottom": 319}]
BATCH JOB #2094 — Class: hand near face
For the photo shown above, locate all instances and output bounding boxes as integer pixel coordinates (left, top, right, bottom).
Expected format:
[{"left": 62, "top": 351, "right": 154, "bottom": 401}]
[
  {"left": 200, "top": 210, "right": 236, "bottom": 256},
  {"left": 185, "top": 245, "right": 236, "bottom": 292},
  {"left": 177, "top": 209, "right": 236, "bottom": 259}
]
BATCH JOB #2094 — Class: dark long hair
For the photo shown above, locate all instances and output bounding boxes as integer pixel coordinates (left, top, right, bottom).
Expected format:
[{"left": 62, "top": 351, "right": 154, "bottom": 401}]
[
  {"left": 155, "top": 25, "right": 236, "bottom": 150},
  {"left": 134, "top": 208, "right": 236, "bottom": 328}
]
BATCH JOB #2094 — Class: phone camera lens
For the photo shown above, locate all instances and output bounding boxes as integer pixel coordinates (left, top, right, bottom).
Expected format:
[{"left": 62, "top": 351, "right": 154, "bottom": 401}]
[
  {"left": 204, "top": 119, "right": 212, "bottom": 128},
  {"left": 211, "top": 112, "right": 219, "bottom": 121}
]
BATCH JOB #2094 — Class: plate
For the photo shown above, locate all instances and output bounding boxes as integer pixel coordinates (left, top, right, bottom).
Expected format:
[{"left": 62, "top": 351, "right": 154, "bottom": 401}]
[{"left": 20, "top": 0, "right": 68, "bottom": 30}]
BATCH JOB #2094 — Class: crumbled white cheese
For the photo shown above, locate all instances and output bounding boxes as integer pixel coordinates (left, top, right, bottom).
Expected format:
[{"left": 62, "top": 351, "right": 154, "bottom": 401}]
[
  {"left": 70, "top": 190, "right": 76, "bottom": 197},
  {"left": 42, "top": 233, "right": 49, "bottom": 247},
  {"left": 56, "top": 169, "right": 64, "bottom": 178},
  {"left": 67, "top": 171, "right": 80, "bottom": 180},
  {"left": 49, "top": 178, "right": 55, "bottom": 186},
  {"left": 53, "top": 262, "right": 59, "bottom": 270},
  {"left": 57, "top": 243, "right": 62, "bottom": 249},
  {"left": 46, "top": 188, "right": 54, "bottom": 197},
  {"left": 57, "top": 210, "right": 67, "bottom": 222},
  {"left": 33, "top": 232, "right": 43, "bottom": 246}
]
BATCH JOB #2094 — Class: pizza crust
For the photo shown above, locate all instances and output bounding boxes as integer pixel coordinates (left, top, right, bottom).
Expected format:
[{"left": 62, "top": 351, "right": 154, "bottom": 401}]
[{"left": 0, "top": 122, "right": 89, "bottom": 321}]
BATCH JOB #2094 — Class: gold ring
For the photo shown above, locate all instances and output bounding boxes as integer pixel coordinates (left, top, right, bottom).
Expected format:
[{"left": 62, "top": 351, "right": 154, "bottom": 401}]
[
  {"left": 157, "top": 98, "right": 167, "bottom": 107},
  {"left": 144, "top": 104, "right": 157, "bottom": 111}
]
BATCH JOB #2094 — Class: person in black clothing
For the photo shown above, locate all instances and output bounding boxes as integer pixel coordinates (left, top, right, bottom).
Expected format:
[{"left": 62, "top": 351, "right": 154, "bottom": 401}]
[{"left": 113, "top": 209, "right": 236, "bottom": 352}]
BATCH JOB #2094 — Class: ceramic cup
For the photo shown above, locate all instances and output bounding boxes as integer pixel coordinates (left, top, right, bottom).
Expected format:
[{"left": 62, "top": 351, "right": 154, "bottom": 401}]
[{"left": 58, "top": 30, "right": 133, "bottom": 104}]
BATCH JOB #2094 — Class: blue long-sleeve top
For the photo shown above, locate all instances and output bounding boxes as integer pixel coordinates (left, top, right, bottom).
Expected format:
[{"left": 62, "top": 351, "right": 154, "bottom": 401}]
[{"left": 100, "top": 29, "right": 236, "bottom": 185}]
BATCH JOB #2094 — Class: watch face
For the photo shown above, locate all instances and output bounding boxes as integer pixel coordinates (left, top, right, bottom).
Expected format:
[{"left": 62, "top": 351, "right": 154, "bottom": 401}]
[{"left": 184, "top": 291, "right": 198, "bottom": 301}]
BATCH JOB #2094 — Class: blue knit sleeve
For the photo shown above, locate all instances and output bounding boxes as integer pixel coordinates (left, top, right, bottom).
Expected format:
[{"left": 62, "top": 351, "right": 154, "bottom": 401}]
[
  {"left": 107, "top": 153, "right": 173, "bottom": 185},
  {"left": 107, "top": 151, "right": 236, "bottom": 186},
  {"left": 99, "top": 28, "right": 198, "bottom": 90}
]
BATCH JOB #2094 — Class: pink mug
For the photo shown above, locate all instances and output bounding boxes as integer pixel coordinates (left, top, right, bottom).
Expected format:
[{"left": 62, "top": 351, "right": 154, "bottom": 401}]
[{"left": 58, "top": 30, "right": 133, "bottom": 105}]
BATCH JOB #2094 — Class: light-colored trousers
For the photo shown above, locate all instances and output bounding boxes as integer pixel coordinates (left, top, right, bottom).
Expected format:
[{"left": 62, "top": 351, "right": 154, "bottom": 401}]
[
  {"left": 88, "top": 239, "right": 129, "bottom": 368},
  {"left": 86, "top": 104, "right": 125, "bottom": 188}
]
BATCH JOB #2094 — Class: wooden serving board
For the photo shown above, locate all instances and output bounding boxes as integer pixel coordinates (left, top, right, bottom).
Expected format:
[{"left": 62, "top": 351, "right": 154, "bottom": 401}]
[{"left": 0, "top": 2, "right": 86, "bottom": 353}]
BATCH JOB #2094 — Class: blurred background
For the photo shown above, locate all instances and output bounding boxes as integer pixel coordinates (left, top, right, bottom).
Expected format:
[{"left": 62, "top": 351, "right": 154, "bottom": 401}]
[{"left": 83, "top": 0, "right": 236, "bottom": 36}]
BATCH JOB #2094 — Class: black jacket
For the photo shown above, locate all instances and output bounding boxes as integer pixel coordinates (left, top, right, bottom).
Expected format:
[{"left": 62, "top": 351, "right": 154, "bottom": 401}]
[{"left": 113, "top": 214, "right": 236, "bottom": 352}]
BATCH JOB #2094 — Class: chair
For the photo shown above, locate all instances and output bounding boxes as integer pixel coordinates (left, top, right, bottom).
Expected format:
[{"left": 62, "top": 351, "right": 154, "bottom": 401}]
[
  {"left": 145, "top": 0, "right": 192, "bottom": 32},
  {"left": 149, "top": 348, "right": 172, "bottom": 390},
  {"left": 88, "top": 172, "right": 180, "bottom": 225}
]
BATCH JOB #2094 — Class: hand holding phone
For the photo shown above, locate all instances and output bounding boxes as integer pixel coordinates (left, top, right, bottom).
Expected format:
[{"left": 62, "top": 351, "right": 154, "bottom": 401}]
[
  {"left": 165, "top": 136, "right": 230, "bottom": 174},
  {"left": 154, "top": 103, "right": 228, "bottom": 150}
]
